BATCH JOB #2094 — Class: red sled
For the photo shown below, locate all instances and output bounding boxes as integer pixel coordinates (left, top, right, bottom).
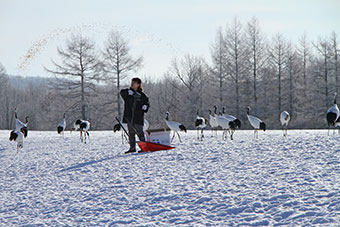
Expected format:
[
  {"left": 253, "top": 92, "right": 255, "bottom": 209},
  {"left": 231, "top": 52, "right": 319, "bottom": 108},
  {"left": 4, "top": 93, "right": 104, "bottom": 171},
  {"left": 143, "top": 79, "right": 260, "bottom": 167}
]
[{"left": 137, "top": 141, "right": 175, "bottom": 152}]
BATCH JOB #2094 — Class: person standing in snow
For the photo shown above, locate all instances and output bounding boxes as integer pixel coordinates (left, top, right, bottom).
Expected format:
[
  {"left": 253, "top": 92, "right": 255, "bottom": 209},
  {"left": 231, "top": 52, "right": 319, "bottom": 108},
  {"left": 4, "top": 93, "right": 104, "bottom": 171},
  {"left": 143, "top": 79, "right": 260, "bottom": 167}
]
[{"left": 120, "top": 77, "right": 150, "bottom": 153}]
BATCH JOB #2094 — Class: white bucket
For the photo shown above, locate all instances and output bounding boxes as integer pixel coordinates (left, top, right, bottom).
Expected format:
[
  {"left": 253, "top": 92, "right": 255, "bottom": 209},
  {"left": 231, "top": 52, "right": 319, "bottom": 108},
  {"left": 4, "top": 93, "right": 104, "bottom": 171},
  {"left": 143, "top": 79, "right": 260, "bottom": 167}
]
[{"left": 145, "top": 128, "right": 171, "bottom": 146}]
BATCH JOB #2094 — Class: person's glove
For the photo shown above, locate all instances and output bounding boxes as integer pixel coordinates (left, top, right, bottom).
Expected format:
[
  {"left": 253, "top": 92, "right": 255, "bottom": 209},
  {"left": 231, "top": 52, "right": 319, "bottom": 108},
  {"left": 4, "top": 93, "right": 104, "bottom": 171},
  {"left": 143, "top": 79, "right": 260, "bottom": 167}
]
[
  {"left": 128, "top": 89, "right": 134, "bottom": 95},
  {"left": 142, "top": 105, "right": 148, "bottom": 111}
]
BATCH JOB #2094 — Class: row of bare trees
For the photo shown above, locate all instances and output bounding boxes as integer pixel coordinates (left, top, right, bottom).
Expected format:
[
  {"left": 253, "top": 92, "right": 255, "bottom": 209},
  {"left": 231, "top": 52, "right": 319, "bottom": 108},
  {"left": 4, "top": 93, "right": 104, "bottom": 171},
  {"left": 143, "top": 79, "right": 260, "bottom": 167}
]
[
  {"left": 208, "top": 18, "right": 339, "bottom": 128},
  {"left": 0, "top": 17, "right": 339, "bottom": 130},
  {"left": 44, "top": 31, "right": 143, "bottom": 121}
]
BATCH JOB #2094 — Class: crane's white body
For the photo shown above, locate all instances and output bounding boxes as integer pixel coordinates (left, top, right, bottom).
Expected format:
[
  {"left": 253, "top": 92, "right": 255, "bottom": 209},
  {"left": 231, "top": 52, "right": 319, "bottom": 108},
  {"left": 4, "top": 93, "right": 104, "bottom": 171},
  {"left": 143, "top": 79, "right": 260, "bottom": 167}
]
[
  {"left": 12, "top": 130, "right": 24, "bottom": 152},
  {"left": 165, "top": 120, "right": 182, "bottom": 131},
  {"left": 327, "top": 104, "right": 339, "bottom": 118},
  {"left": 280, "top": 111, "right": 290, "bottom": 137},
  {"left": 280, "top": 111, "right": 290, "bottom": 126},
  {"left": 11, "top": 109, "right": 28, "bottom": 152},
  {"left": 327, "top": 93, "right": 340, "bottom": 135},
  {"left": 16, "top": 119, "right": 27, "bottom": 131},
  {"left": 223, "top": 114, "right": 237, "bottom": 121},
  {"left": 195, "top": 113, "right": 207, "bottom": 141},
  {"left": 57, "top": 116, "right": 66, "bottom": 137},
  {"left": 74, "top": 120, "right": 91, "bottom": 143},
  {"left": 57, "top": 119, "right": 66, "bottom": 128},
  {"left": 247, "top": 108, "right": 265, "bottom": 139},
  {"left": 209, "top": 108, "right": 219, "bottom": 137},
  {"left": 247, "top": 114, "right": 262, "bottom": 129},
  {"left": 216, "top": 115, "right": 235, "bottom": 140},
  {"left": 165, "top": 112, "right": 186, "bottom": 143},
  {"left": 209, "top": 114, "right": 218, "bottom": 128}
]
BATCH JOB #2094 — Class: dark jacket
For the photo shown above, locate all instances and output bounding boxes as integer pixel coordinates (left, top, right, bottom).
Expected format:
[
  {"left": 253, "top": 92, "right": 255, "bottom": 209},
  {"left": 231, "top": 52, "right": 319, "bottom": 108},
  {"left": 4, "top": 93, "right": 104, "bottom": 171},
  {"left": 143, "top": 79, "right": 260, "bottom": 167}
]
[{"left": 120, "top": 88, "right": 150, "bottom": 125}]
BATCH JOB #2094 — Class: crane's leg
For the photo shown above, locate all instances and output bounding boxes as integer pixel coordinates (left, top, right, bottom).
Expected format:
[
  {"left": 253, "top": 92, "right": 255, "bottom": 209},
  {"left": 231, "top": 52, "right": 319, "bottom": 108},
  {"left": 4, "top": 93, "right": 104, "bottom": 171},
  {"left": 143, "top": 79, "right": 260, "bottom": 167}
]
[
  {"left": 84, "top": 132, "right": 87, "bottom": 144},
  {"left": 171, "top": 132, "right": 176, "bottom": 142},
  {"left": 201, "top": 129, "right": 204, "bottom": 140},
  {"left": 177, "top": 132, "right": 182, "bottom": 143},
  {"left": 197, "top": 129, "right": 199, "bottom": 140}
]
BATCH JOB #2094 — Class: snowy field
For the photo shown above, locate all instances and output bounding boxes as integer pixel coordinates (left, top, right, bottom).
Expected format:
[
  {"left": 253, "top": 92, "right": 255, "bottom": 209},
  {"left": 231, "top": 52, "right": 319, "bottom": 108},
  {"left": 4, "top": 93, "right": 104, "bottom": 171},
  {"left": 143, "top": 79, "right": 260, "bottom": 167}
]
[{"left": 0, "top": 129, "right": 339, "bottom": 226}]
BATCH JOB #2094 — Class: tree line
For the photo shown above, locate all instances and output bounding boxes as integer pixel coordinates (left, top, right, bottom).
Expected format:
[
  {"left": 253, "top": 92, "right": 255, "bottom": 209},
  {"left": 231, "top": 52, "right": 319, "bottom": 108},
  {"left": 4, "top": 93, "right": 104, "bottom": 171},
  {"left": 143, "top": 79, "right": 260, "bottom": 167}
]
[{"left": 0, "top": 17, "right": 339, "bottom": 130}]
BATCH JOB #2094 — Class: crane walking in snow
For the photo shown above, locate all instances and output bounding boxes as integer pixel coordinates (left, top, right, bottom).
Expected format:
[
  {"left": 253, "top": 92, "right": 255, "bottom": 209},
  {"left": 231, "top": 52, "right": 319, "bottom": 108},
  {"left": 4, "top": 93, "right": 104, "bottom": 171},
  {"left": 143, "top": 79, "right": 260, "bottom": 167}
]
[
  {"left": 215, "top": 111, "right": 236, "bottom": 140},
  {"left": 9, "top": 108, "right": 29, "bottom": 152},
  {"left": 57, "top": 113, "right": 66, "bottom": 137},
  {"left": 222, "top": 107, "right": 242, "bottom": 129},
  {"left": 246, "top": 107, "right": 266, "bottom": 139},
  {"left": 326, "top": 92, "right": 340, "bottom": 135},
  {"left": 195, "top": 110, "right": 207, "bottom": 141},
  {"left": 165, "top": 112, "right": 187, "bottom": 143},
  {"left": 280, "top": 111, "right": 290, "bottom": 137},
  {"left": 209, "top": 106, "right": 218, "bottom": 137},
  {"left": 72, "top": 119, "right": 91, "bottom": 143}
]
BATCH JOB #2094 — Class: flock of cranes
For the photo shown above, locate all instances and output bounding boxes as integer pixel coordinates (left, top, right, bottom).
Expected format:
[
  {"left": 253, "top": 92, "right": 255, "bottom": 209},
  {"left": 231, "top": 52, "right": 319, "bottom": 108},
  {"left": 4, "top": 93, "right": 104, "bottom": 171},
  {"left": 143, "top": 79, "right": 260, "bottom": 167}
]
[{"left": 8, "top": 92, "right": 340, "bottom": 151}]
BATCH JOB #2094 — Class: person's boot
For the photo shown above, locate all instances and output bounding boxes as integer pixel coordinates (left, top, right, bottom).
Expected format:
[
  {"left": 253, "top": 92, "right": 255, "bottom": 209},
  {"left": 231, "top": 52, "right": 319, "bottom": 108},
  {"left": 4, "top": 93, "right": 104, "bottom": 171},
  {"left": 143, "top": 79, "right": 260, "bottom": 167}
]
[{"left": 125, "top": 149, "right": 136, "bottom": 154}]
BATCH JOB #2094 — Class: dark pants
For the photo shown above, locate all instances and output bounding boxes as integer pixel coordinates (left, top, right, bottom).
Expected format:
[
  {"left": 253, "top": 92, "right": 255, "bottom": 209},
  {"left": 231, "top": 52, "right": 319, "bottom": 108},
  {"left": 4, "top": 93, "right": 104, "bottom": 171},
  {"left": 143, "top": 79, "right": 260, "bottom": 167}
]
[{"left": 128, "top": 123, "right": 145, "bottom": 151}]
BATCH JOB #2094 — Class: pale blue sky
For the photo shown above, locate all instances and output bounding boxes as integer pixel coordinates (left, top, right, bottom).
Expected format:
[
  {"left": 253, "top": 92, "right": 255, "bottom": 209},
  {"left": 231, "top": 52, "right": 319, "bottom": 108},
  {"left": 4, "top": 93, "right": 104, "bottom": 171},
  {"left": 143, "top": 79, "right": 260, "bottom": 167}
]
[{"left": 1, "top": 0, "right": 339, "bottom": 81}]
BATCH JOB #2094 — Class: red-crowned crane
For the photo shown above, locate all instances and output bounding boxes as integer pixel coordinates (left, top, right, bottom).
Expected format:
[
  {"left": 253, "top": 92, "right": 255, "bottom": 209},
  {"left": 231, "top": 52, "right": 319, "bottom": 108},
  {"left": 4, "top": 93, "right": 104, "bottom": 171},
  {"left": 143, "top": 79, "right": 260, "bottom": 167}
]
[
  {"left": 327, "top": 93, "right": 339, "bottom": 135},
  {"left": 195, "top": 110, "right": 207, "bottom": 141},
  {"left": 280, "top": 111, "right": 290, "bottom": 137},
  {"left": 57, "top": 113, "right": 66, "bottom": 137},
  {"left": 209, "top": 106, "right": 219, "bottom": 137},
  {"left": 165, "top": 112, "right": 187, "bottom": 143},
  {"left": 9, "top": 108, "right": 29, "bottom": 152},
  {"left": 246, "top": 107, "right": 266, "bottom": 139},
  {"left": 215, "top": 111, "right": 236, "bottom": 140},
  {"left": 72, "top": 119, "right": 91, "bottom": 143}
]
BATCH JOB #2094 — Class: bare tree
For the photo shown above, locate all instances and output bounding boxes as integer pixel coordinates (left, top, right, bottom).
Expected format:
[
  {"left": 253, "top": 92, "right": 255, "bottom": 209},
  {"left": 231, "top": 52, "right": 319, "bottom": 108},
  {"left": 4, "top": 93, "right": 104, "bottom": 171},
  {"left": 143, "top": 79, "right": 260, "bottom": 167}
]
[
  {"left": 0, "top": 63, "right": 9, "bottom": 129},
  {"left": 169, "top": 55, "right": 208, "bottom": 124},
  {"left": 286, "top": 42, "right": 300, "bottom": 116},
  {"left": 297, "top": 33, "right": 311, "bottom": 92},
  {"left": 330, "top": 31, "right": 340, "bottom": 94},
  {"left": 102, "top": 30, "right": 143, "bottom": 119},
  {"left": 0, "top": 63, "right": 8, "bottom": 95},
  {"left": 224, "top": 18, "right": 247, "bottom": 116},
  {"left": 210, "top": 27, "right": 228, "bottom": 104},
  {"left": 245, "top": 17, "right": 268, "bottom": 111},
  {"left": 269, "top": 33, "right": 288, "bottom": 113},
  {"left": 313, "top": 37, "right": 332, "bottom": 109},
  {"left": 45, "top": 34, "right": 102, "bottom": 119}
]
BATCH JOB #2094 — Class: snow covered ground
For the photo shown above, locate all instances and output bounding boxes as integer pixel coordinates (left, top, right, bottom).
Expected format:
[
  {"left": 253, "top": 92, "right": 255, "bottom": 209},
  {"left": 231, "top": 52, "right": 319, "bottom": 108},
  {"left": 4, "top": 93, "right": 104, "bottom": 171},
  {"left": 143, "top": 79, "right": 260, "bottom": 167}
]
[{"left": 0, "top": 129, "right": 339, "bottom": 226}]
